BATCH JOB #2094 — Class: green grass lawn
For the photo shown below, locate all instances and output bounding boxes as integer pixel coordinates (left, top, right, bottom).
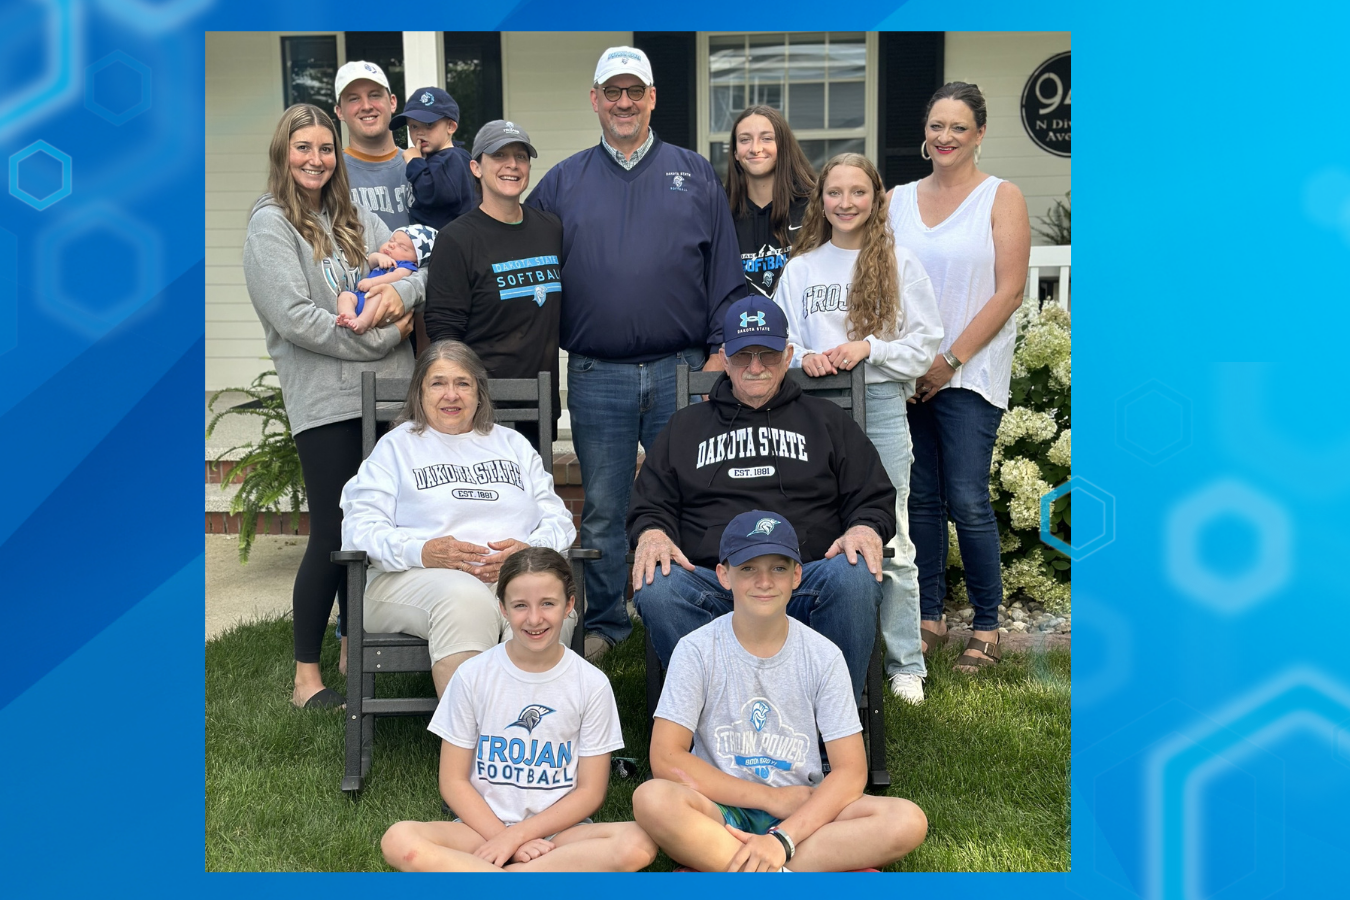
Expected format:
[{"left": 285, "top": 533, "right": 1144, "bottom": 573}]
[{"left": 206, "top": 616, "right": 1069, "bottom": 872}]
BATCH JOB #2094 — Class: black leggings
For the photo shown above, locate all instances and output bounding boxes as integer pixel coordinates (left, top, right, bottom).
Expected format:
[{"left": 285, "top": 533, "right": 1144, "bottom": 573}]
[{"left": 292, "top": 418, "right": 363, "bottom": 663}]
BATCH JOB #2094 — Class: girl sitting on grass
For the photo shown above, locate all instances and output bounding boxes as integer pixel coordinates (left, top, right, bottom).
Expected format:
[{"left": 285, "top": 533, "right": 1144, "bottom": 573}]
[{"left": 381, "top": 548, "right": 657, "bottom": 872}]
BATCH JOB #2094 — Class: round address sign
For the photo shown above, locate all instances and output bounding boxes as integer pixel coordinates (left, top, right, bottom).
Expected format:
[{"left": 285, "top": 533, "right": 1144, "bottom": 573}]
[{"left": 1021, "top": 51, "right": 1070, "bottom": 157}]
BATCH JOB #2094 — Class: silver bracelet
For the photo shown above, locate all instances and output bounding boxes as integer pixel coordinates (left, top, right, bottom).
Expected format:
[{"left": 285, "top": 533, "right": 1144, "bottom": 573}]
[{"left": 766, "top": 826, "right": 795, "bottom": 862}]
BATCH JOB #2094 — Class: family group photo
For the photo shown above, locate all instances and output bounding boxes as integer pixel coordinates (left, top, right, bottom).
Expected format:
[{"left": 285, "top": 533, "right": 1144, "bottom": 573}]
[{"left": 204, "top": 29, "right": 1072, "bottom": 873}]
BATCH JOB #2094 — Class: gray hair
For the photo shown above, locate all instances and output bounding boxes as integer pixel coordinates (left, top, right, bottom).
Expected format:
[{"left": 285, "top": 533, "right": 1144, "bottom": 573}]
[{"left": 398, "top": 340, "right": 496, "bottom": 435}]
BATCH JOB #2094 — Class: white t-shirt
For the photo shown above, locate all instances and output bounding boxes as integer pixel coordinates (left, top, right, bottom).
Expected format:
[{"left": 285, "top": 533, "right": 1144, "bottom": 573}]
[
  {"left": 773, "top": 239, "right": 943, "bottom": 393},
  {"left": 429, "top": 643, "right": 624, "bottom": 826},
  {"left": 655, "top": 615, "right": 860, "bottom": 788},
  {"left": 340, "top": 421, "right": 575, "bottom": 573}
]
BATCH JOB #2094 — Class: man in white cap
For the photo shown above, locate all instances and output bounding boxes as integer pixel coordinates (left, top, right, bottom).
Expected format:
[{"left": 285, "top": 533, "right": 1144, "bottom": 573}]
[
  {"left": 333, "top": 60, "right": 411, "bottom": 231},
  {"left": 527, "top": 46, "right": 748, "bottom": 662}
]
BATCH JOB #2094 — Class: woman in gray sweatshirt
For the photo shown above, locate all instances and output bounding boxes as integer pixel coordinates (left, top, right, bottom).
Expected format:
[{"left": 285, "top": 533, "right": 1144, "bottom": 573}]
[{"left": 243, "top": 104, "right": 425, "bottom": 709}]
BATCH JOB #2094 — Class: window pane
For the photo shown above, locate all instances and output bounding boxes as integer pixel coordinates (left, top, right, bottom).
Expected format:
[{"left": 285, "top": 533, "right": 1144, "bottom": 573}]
[
  {"left": 709, "top": 140, "right": 731, "bottom": 188},
  {"left": 445, "top": 57, "right": 483, "bottom": 148},
  {"left": 827, "top": 36, "right": 866, "bottom": 80},
  {"left": 828, "top": 80, "right": 865, "bottom": 129},
  {"left": 344, "top": 32, "right": 405, "bottom": 147},
  {"left": 789, "top": 82, "right": 824, "bottom": 130},
  {"left": 709, "top": 36, "right": 746, "bottom": 85},
  {"left": 748, "top": 82, "right": 782, "bottom": 111},
  {"left": 799, "top": 139, "right": 827, "bottom": 172},
  {"left": 747, "top": 34, "right": 785, "bottom": 87},
  {"left": 786, "top": 33, "right": 827, "bottom": 82},
  {"left": 282, "top": 36, "right": 337, "bottom": 110},
  {"left": 710, "top": 84, "right": 740, "bottom": 133},
  {"left": 826, "top": 137, "right": 865, "bottom": 159}
]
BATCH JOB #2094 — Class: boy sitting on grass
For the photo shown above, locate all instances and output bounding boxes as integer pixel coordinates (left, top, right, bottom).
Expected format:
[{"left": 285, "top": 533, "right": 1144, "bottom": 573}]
[
  {"left": 381, "top": 548, "right": 657, "bottom": 872},
  {"left": 633, "top": 510, "right": 927, "bottom": 872}
]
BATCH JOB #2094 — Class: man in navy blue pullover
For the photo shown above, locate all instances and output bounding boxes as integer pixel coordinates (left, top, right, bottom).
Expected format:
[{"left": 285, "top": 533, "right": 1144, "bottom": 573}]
[{"left": 527, "top": 45, "right": 748, "bottom": 661}]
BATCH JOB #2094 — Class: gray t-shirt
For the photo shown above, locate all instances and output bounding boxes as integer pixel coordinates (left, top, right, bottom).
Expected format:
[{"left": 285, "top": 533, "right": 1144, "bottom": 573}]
[
  {"left": 345, "top": 150, "right": 411, "bottom": 231},
  {"left": 655, "top": 614, "right": 861, "bottom": 788}
]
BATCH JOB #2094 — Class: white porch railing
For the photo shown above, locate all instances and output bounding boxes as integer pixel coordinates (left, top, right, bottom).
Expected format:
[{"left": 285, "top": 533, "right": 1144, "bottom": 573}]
[{"left": 1027, "top": 245, "right": 1071, "bottom": 311}]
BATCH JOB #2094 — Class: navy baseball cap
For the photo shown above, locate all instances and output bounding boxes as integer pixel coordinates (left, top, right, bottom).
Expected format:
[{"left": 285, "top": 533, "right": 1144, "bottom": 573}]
[
  {"left": 720, "top": 510, "right": 802, "bottom": 566},
  {"left": 391, "top": 87, "right": 460, "bottom": 129},
  {"left": 723, "top": 297, "right": 789, "bottom": 357}
]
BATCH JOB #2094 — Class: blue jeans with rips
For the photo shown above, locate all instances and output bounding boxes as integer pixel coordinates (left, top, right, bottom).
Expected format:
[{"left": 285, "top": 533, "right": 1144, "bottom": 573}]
[
  {"left": 566, "top": 346, "right": 708, "bottom": 647},
  {"left": 866, "top": 382, "right": 925, "bottom": 678},
  {"left": 633, "top": 555, "right": 881, "bottom": 703},
  {"left": 906, "top": 387, "right": 1005, "bottom": 632}
]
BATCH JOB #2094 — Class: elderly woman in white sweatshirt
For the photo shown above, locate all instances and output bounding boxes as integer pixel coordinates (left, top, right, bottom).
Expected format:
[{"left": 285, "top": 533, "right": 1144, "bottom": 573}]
[{"left": 341, "top": 341, "right": 577, "bottom": 695}]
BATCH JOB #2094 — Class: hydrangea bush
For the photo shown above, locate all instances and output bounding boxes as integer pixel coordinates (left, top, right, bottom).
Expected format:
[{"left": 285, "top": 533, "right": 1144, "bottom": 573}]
[{"left": 944, "top": 300, "right": 1071, "bottom": 614}]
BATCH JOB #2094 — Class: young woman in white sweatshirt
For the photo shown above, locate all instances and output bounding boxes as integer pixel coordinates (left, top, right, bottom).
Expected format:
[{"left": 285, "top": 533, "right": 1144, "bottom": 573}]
[{"left": 771, "top": 153, "right": 943, "bottom": 704}]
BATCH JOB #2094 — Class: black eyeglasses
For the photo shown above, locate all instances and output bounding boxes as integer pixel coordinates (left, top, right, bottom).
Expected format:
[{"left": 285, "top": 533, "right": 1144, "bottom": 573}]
[
  {"left": 599, "top": 84, "right": 648, "bottom": 102},
  {"left": 726, "top": 349, "right": 785, "bottom": 368}
]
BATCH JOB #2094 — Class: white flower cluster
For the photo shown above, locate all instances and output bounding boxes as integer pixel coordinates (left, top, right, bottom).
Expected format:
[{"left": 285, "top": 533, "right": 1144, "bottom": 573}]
[
  {"left": 1019, "top": 322, "right": 1072, "bottom": 372},
  {"left": 996, "top": 406, "right": 1059, "bottom": 449},
  {"left": 946, "top": 521, "right": 963, "bottom": 568},
  {"left": 1048, "top": 430, "right": 1071, "bottom": 468},
  {"left": 1051, "top": 357, "right": 1071, "bottom": 389},
  {"left": 1000, "top": 456, "right": 1052, "bottom": 530},
  {"left": 1003, "top": 553, "right": 1071, "bottom": 613}
]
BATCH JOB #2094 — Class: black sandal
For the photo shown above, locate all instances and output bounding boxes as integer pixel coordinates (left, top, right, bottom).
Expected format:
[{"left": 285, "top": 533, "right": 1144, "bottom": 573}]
[{"left": 954, "top": 634, "right": 1001, "bottom": 672}]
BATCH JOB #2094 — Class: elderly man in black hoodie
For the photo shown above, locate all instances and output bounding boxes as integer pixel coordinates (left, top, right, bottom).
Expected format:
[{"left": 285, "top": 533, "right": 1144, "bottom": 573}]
[{"left": 627, "top": 298, "right": 895, "bottom": 702}]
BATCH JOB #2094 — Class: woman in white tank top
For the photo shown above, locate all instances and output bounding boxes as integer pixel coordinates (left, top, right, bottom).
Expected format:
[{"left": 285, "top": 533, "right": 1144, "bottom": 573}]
[{"left": 886, "top": 82, "right": 1031, "bottom": 674}]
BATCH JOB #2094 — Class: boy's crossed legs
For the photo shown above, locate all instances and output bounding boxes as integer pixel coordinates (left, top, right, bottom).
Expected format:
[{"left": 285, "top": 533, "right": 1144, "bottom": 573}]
[
  {"left": 382, "top": 818, "right": 656, "bottom": 873},
  {"left": 634, "top": 778, "right": 926, "bottom": 872}
]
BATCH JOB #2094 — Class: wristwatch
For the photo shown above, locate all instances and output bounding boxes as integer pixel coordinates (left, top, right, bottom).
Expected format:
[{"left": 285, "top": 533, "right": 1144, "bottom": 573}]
[
  {"left": 766, "top": 826, "right": 795, "bottom": 863},
  {"left": 942, "top": 350, "right": 963, "bottom": 370}
]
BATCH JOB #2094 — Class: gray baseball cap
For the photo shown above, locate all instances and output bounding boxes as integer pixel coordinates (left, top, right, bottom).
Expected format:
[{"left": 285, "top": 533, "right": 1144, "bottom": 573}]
[{"left": 471, "top": 120, "right": 538, "bottom": 159}]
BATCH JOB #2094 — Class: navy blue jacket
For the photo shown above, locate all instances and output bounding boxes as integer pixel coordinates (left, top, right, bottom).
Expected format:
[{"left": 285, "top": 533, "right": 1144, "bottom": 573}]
[
  {"left": 526, "top": 135, "right": 748, "bottom": 363},
  {"left": 406, "top": 144, "right": 475, "bottom": 229}
]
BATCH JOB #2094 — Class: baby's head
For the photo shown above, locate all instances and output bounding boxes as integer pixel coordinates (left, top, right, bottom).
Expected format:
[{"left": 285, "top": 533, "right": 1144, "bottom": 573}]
[
  {"left": 384, "top": 224, "right": 437, "bottom": 267},
  {"left": 716, "top": 510, "right": 803, "bottom": 614},
  {"left": 497, "top": 547, "right": 576, "bottom": 651},
  {"left": 392, "top": 87, "right": 460, "bottom": 156}
]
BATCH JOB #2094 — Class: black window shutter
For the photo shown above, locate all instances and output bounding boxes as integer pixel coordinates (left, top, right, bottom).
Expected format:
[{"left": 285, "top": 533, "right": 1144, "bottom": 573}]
[
  {"left": 878, "top": 32, "right": 944, "bottom": 190},
  {"left": 632, "top": 32, "right": 696, "bottom": 151}
]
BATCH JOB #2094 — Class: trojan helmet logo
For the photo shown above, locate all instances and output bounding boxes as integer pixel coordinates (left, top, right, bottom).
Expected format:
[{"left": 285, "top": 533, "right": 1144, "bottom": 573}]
[
  {"left": 420, "top": 91, "right": 434, "bottom": 106},
  {"left": 750, "top": 700, "right": 770, "bottom": 732},
  {"left": 508, "top": 704, "right": 555, "bottom": 733},
  {"left": 740, "top": 311, "right": 766, "bottom": 328},
  {"left": 534, "top": 285, "right": 547, "bottom": 306},
  {"left": 748, "top": 517, "right": 780, "bottom": 537}
]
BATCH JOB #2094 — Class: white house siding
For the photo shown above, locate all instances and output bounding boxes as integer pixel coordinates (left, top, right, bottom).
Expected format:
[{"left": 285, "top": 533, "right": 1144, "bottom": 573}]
[
  {"left": 206, "top": 32, "right": 349, "bottom": 390},
  {"left": 943, "top": 32, "right": 1071, "bottom": 245}
]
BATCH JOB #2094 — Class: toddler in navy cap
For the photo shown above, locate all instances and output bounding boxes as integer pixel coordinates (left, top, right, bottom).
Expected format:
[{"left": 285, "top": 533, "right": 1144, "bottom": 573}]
[{"left": 395, "top": 86, "right": 476, "bottom": 229}]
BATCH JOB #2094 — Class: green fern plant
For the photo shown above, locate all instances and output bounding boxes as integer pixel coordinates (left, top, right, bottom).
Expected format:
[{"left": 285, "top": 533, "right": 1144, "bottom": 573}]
[
  {"left": 206, "top": 371, "right": 306, "bottom": 562},
  {"left": 1033, "top": 190, "right": 1071, "bottom": 245}
]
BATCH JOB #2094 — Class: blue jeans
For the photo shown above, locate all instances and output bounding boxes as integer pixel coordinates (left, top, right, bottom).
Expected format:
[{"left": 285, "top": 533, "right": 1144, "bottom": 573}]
[
  {"left": 866, "top": 383, "right": 924, "bottom": 678},
  {"left": 632, "top": 555, "right": 881, "bottom": 703},
  {"left": 907, "top": 387, "right": 1005, "bottom": 632},
  {"left": 567, "top": 347, "right": 707, "bottom": 646}
]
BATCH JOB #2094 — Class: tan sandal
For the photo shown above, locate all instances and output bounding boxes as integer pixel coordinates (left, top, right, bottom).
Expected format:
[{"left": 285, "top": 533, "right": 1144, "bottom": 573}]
[
  {"left": 920, "top": 623, "right": 948, "bottom": 659},
  {"left": 954, "top": 634, "right": 1001, "bottom": 673}
]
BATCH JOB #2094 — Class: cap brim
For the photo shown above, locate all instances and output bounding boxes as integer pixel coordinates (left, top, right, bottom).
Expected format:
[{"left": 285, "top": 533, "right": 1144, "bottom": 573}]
[
  {"left": 392, "top": 111, "right": 454, "bottom": 128},
  {"left": 475, "top": 138, "right": 538, "bottom": 159},
  {"left": 724, "top": 543, "right": 801, "bottom": 567},
  {"left": 723, "top": 334, "right": 788, "bottom": 357}
]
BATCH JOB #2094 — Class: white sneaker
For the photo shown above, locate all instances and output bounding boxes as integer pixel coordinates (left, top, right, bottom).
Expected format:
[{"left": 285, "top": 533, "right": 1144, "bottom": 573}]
[
  {"left": 583, "top": 633, "right": 612, "bottom": 663},
  {"left": 888, "top": 672, "right": 925, "bottom": 705}
]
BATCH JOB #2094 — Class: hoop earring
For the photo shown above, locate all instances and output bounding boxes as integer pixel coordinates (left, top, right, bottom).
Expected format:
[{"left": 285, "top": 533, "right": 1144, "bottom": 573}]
[{"left": 920, "top": 142, "right": 931, "bottom": 161}]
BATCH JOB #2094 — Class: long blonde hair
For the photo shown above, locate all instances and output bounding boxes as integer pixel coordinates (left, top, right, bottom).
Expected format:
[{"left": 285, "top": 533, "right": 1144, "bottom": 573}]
[
  {"left": 265, "top": 104, "right": 366, "bottom": 266},
  {"left": 793, "top": 153, "right": 898, "bottom": 341}
]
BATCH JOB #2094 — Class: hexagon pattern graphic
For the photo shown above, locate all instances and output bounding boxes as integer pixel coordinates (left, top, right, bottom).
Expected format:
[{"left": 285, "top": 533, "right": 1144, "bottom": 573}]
[
  {"left": 0, "top": 0, "right": 77, "bottom": 138},
  {"left": 1116, "top": 380, "right": 1193, "bottom": 465},
  {"left": 1041, "top": 475, "right": 1116, "bottom": 560},
  {"left": 1145, "top": 669, "right": 1350, "bottom": 900},
  {"left": 8, "top": 140, "right": 72, "bottom": 211},
  {"left": 1165, "top": 479, "right": 1291, "bottom": 614},
  {"left": 97, "top": 0, "right": 215, "bottom": 35},
  {"left": 38, "top": 205, "right": 161, "bottom": 335},
  {"left": 85, "top": 51, "right": 151, "bottom": 125}
]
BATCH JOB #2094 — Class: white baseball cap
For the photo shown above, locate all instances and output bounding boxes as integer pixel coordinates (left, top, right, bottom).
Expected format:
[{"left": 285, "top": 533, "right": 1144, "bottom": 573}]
[
  {"left": 593, "top": 46, "right": 654, "bottom": 87},
  {"left": 334, "top": 60, "right": 391, "bottom": 98}
]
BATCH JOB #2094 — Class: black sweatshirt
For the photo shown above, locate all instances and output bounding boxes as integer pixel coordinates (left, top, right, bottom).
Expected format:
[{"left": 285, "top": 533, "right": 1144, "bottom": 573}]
[
  {"left": 735, "top": 195, "right": 808, "bottom": 299},
  {"left": 627, "top": 372, "right": 896, "bottom": 568}
]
